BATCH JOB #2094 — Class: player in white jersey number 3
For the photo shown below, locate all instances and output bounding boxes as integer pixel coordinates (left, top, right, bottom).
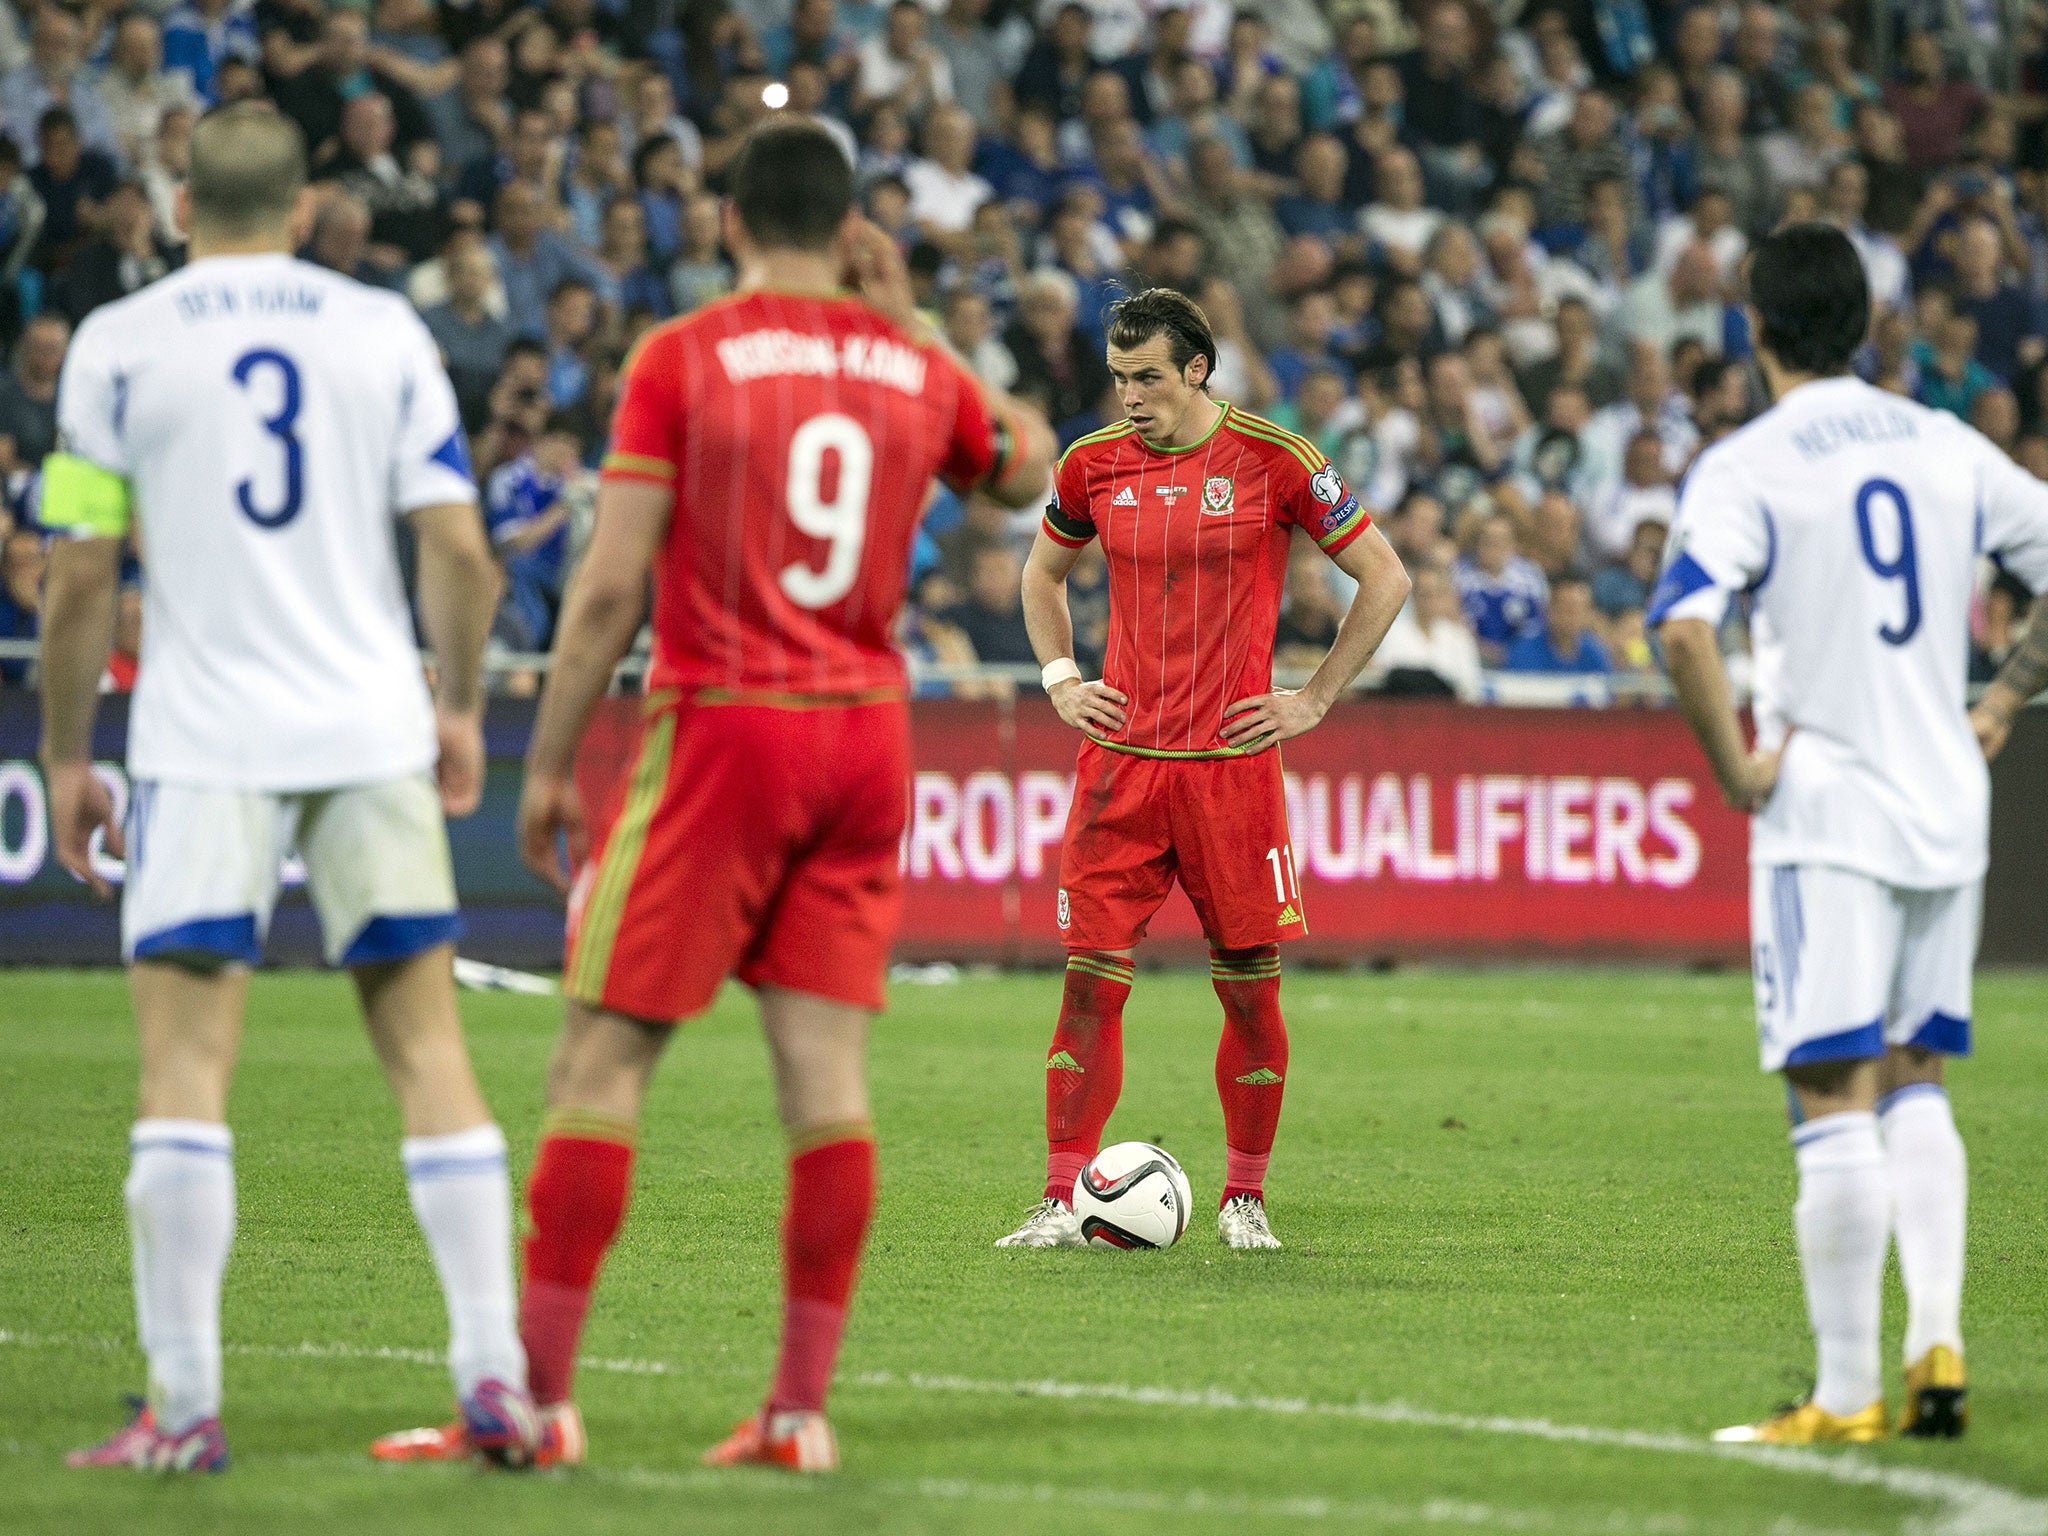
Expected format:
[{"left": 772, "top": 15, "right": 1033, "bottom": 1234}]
[
  {"left": 1654, "top": 223, "right": 2048, "bottom": 1444},
  {"left": 38, "top": 105, "right": 543, "bottom": 1470}
]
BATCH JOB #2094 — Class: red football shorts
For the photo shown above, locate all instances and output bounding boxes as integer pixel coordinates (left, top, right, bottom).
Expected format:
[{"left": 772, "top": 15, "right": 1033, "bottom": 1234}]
[
  {"left": 565, "top": 695, "right": 909, "bottom": 1021},
  {"left": 1056, "top": 741, "right": 1305, "bottom": 951}
]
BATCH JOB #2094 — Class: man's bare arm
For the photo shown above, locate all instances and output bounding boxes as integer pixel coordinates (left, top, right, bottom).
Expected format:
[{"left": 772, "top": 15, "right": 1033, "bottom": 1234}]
[
  {"left": 978, "top": 390, "right": 1057, "bottom": 510},
  {"left": 1658, "top": 616, "right": 1779, "bottom": 811},
  {"left": 518, "top": 479, "right": 671, "bottom": 890},
  {"left": 1021, "top": 526, "right": 1127, "bottom": 736},
  {"left": 38, "top": 536, "right": 125, "bottom": 894},
  {"left": 410, "top": 501, "right": 502, "bottom": 815},
  {"left": 1971, "top": 591, "right": 2048, "bottom": 759}
]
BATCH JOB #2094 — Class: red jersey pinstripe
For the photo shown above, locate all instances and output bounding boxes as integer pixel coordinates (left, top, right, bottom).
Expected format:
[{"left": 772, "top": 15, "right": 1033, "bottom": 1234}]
[
  {"left": 602, "top": 291, "right": 999, "bottom": 696},
  {"left": 1042, "top": 404, "right": 1370, "bottom": 755}
]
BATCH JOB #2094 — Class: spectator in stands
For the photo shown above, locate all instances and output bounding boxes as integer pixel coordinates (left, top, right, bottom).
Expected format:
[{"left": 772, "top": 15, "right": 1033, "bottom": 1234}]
[
  {"left": 489, "top": 179, "right": 602, "bottom": 339},
  {"left": 1694, "top": 69, "right": 1774, "bottom": 238},
  {"left": 1275, "top": 134, "right": 1355, "bottom": 247},
  {"left": 906, "top": 104, "right": 991, "bottom": 256},
  {"left": 28, "top": 108, "right": 119, "bottom": 275},
  {"left": 1373, "top": 558, "right": 1483, "bottom": 699},
  {"left": 303, "top": 189, "right": 394, "bottom": 288},
  {"left": 595, "top": 197, "right": 667, "bottom": 321},
  {"left": 484, "top": 410, "right": 584, "bottom": 653},
  {"left": 0, "top": 135, "right": 47, "bottom": 344},
  {"left": 1518, "top": 293, "right": 1618, "bottom": 416},
  {"left": 1505, "top": 569, "right": 1610, "bottom": 673},
  {"left": 1363, "top": 145, "right": 1444, "bottom": 275},
  {"left": 328, "top": 92, "right": 443, "bottom": 266},
  {"left": 422, "top": 231, "right": 513, "bottom": 429},
  {"left": 1917, "top": 309, "right": 1997, "bottom": 420},
  {"left": 943, "top": 287, "right": 1016, "bottom": 391},
  {"left": 49, "top": 178, "right": 179, "bottom": 325},
  {"left": 1455, "top": 510, "right": 1547, "bottom": 664},
  {"left": 99, "top": 12, "right": 200, "bottom": 174},
  {"left": 1952, "top": 215, "right": 2045, "bottom": 383},
  {"left": 1005, "top": 266, "right": 1112, "bottom": 442},
  {"left": 1593, "top": 515, "right": 1670, "bottom": 618},
  {"left": 1885, "top": 31, "right": 1983, "bottom": 172},
  {"left": 1579, "top": 339, "right": 1698, "bottom": 505},
  {"left": 162, "top": 0, "right": 264, "bottom": 107},
  {"left": 425, "top": 36, "right": 510, "bottom": 190},
  {"left": 1524, "top": 490, "right": 1585, "bottom": 583},
  {"left": 1268, "top": 288, "right": 1347, "bottom": 402},
  {"left": 1275, "top": 536, "right": 1343, "bottom": 673},
  {"left": 941, "top": 540, "right": 1036, "bottom": 666},
  {"left": 541, "top": 278, "right": 598, "bottom": 407},
  {"left": 669, "top": 190, "right": 734, "bottom": 316},
  {"left": 3, "top": 7, "right": 118, "bottom": 165},
  {"left": 562, "top": 117, "right": 631, "bottom": 252},
  {"left": 0, "top": 311, "right": 68, "bottom": 493},
  {"left": 0, "top": 524, "right": 43, "bottom": 685},
  {"left": 1187, "top": 135, "right": 1285, "bottom": 346},
  {"left": 274, "top": 4, "right": 429, "bottom": 170},
  {"left": 856, "top": 0, "right": 954, "bottom": 120},
  {"left": 1588, "top": 427, "right": 1679, "bottom": 563}
]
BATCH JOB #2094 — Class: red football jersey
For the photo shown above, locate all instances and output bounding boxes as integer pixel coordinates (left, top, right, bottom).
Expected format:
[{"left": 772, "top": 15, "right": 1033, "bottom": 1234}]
[
  {"left": 603, "top": 291, "right": 1001, "bottom": 695},
  {"left": 1041, "top": 404, "right": 1370, "bottom": 755}
]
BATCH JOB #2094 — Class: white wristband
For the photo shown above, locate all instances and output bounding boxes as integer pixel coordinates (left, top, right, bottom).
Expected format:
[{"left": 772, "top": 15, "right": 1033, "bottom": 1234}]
[{"left": 1041, "top": 657, "right": 1083, "bottom": 690}]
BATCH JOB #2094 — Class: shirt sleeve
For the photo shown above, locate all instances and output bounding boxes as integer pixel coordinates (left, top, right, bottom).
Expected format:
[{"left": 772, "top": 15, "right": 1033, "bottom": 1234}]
[
  {"left": 601, "top": 329, "right": 682, "bottom": 488},
  {"left": 390, "top": 308, "right": 478, "bottom": 515},
  {"left": 1647, "top": 445, "right": 1769, "bottom": 626},
  {"left": 1039, "top": 442, "right": 1097, "bottom": 548},
  {"left": 41, "top": 314, "right": 133, "bottom": 539},
  {"left": 1281, "top": 448, "right": 1371, "bottom": 557},
  {"left": 1977, "top": 434, "right": 2048, "bottom": 590},
  {"left": 933, "top": 347, "right": 1005, "bottom": 493}
]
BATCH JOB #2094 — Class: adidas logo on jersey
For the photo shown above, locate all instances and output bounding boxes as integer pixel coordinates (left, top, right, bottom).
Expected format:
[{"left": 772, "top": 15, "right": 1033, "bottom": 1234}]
[
  {"left": 1233, "top": 1068, "right": 1282, "bottom": 1086},
  {"left": 1047, "top": 1051, "right": 1085, "bottom": 1073},
  {"left": 1112, "top": 487, "right": 1137, "bottom": 506}
]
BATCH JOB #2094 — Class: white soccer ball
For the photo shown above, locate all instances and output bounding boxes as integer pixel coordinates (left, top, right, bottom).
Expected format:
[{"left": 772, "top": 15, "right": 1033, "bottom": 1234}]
[{"left": 1073, "top": 1141, "right": 1193, "bottom": 1249}]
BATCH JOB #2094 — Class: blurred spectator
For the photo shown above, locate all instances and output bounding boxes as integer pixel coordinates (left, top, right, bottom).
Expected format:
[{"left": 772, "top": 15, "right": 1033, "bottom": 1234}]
[
  {"left": 1362, "top": 145, "right": 1444, "bottom": 275},
  {"left": 303, "top": 189, "right": 396, "bottom": 288},
  {"left": 1884, "top": 32, "right": 1983, "bottom": 172},
  {"left": 3, "top": 7, "right": 118, "bottom": 165},
  {"left": 273, "top": 6, "right": 430, "bottom": 170},
  {"left": 1455, "top": 511, "right": 1547, "bottom": 663},
  {"left": 1006, "top": 267, "right": 1113, "bottom": 441},
  {"left": 1593, "top": 516, "right": 1671, "bottom": 618},
  {"left": 0, "top": 312, "right": 68, "bottom": 489},
  {"left": 1917, "top": 310, "right": 1997, "bottom": 419},
  {"left": 29, "top": 109, "right": 120, "bottom": 275},
  {"left": 941, "top": 541, "right": 1036, "bottom": 666},
  {"left": 1952, "top": 216, "right": 2045, "bottom": 383},
  {"left": 541, "top": 279, "right": 598, "bottom": 407},
  {"left": 328, "top": 92, "right": 443, "bottom": 266},
  {"left": 943, "top": 288, "right": 1017, "bottom": 391},
  {"left": 0, "top": 524, "right": 42, "bottom": 684},
  {"left": 1275, "top": 536, "right": 1343, "bottom": 672},
  {"left": 49, "top": 179, "right": 180, "bottom": 325},
  {"left": 1374, "top": 558, "right": 1483, "bottom": 699},
  {"left": 489, "top": 180, "right": 604, "bottom": 339},
  {"left": 1518, "top": 294, "right": 1619, "bottom": 416},
  {"left": 1524, "top": 489, "right": 1584, "bottom": 583},
  {"left": 856, "top": 0, "right": 954, "bottom": 119},
  {"left": 99, "top": 12, "right": 201, "bottom": 174},
  {"left": 1971, "top": 569, "right": 2033, "bottom": 682},
  {"left": 1588, "top": 429, "right": 1678, "bottom": 562},
  {"left": 1188, "top": 135, "right": 1285, "bottom": 347},
  {"left": 422, "top": 232, "right": 514, "bottom": 429},
  {"left": 1578, "top": 339, "right": 1698, "bottom": 504},
  {"left": 484, "top": 411, "right": 585, "bottom": 653},
  {"left": 1504, "top": 570, "right": 1610, "bottom": 672},
  {"left": 0, "top": 135, "right": 48, "bottom": 339},
  {"left": 901, "top": 569, "right": 1010, "bottom": 701},
  {"left": 1824, "top": 160, "right": 1907, "bottom": 311},
  {"left": 595, "top": 198, "right": 668, "bottom": 321},
  {"left": 1694, "top": 70, "right": 1773, "bottom": 238},
  {"left": 669, "top": 190, "right": 734, "bottom": 315},
  {"left": 162, "top": 0, "right": 264, "bottom": 107},
  {"left": 1621, "top": 243, "right": 1727, "bottom": 355},
  {"left": 906, "top": 105, "right": 990, "bottom": 254}
]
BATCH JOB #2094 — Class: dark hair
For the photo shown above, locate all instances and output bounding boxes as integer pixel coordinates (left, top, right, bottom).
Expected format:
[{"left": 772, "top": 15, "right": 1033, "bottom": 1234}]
[
  {"left": 504, "top": 337, "right": 548, "bottom": 365},
  {"left": 1749, "top": 221, "right": 1869, "bottom": 374},
  {"left": 1105, "top": 287, "right": 1218, "bottom": 386},
  {"left": 730, "top": 118, "right": 853, "bottom": 252},
  {"left": 548, "top": 276, "right": 595, "bottom": 304},
  {"left": 38, "top": 106, "right": 79, "bottom": 138},
  {"left": 541, "top": 409, "right": 583, "bottom": 439}
]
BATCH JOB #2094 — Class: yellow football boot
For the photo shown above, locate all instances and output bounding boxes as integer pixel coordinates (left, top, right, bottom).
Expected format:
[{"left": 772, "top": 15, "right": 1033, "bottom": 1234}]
[
  {"left": 1712, "top": 1399, "right": 1887, "bottom": 1444},
  {"left": 1899, "top": 1346, "right": 1968, "bottom": 1438}
]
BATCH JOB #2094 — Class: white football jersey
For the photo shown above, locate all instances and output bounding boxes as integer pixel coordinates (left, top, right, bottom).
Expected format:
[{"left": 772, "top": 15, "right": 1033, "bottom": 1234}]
[
  {"left": 56, "top": 253, "right": 475, "bottom": 790},
  {"left": 1652, "top": 375, "right": 2048, "bottom": 888}
]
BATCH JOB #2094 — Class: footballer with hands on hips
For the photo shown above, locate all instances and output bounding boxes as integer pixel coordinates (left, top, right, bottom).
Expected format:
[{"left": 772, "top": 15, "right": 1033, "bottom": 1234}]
[
  {"left": 997, "top": 287, "right": 1413, "bottom": 1252},
  {"left": 1656, "top": 222, "right": 2048, "bottom": 1445},
  {"left": 388, "top": 118, "right": 1054, "bottom": 1476}
]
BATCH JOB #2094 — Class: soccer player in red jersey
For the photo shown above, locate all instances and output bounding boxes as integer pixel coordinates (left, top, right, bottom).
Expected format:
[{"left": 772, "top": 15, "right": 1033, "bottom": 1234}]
[
  {"left": 372, "top": 119, "right": 1051, "bottom": 1472},
  {"left": 996, "top": 289, "right": 1412, "bottom": 1251}
]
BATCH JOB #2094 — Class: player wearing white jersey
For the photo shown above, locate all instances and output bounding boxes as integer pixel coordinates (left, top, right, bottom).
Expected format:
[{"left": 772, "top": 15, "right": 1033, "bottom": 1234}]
[
  {"left": 38, "top": 105, "right": 542, "bottom": 1471},
  {"left": 1655, "top": 224, "right": 2048, "bottom": 1445}
]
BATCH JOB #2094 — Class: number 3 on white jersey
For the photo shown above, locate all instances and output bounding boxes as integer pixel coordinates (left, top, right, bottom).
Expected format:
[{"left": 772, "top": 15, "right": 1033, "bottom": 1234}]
[{"left": 780, "top": 412, "right": 873, "bottom": 609}]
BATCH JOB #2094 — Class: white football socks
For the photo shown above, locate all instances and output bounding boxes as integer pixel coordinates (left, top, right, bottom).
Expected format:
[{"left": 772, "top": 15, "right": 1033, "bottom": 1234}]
[
  {"left": 1791, "top": 1111, "right": 1888, "bottom": 1417},
  {"left": 1878, "top": 1083, "right": 1967, "bottom": 1364},
  {"left": 126, "top": 1119, "right": 235, "bottom": 1435},
  {"left": 401, "top": 1123, "right": 527, "bottom": 1400}
]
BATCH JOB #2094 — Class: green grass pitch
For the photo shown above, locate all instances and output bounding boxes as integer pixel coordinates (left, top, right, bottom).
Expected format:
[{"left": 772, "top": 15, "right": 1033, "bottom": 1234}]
[{"left": 3, "top": 966, "right": 2045, "bottom": 1536}]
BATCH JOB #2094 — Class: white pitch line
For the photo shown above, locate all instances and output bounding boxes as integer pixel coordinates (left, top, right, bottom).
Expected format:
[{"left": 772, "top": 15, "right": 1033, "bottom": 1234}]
[{"left": 5, "top": 1329, "right": 2043, "bottom": 1536}]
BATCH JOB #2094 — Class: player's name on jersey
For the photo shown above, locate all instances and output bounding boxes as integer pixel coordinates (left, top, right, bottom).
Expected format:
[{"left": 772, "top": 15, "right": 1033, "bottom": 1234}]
[
  {"left": 714, "top": 328, "right": 927, "bottom": 395},
  {"left": 173, "top": 281, "right": 327, "bottom": 322},
  {"left": 1786, "top": 405, "right": 1919, "bottom": 461}
]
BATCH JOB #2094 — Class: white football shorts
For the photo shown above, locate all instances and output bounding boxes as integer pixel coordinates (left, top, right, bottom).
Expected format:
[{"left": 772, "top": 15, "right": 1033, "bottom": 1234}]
[
  {"left": 121, "top": 774, "right": 460, "bottom": 968},
  {"left": 1749, "top": 863, "right": 1977, "bottom": 1073}
]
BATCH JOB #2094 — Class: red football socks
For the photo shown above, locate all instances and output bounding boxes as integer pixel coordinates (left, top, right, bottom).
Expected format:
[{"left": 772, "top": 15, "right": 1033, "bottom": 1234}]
[
  {"left": 520, "top": 1108, "right": 636, "bottom": 1406},
  {"left": 1044, "top": 952, "right": 1133, "bottom": 1203},
  {"left": 768, "top": 1127, "right": 877, "bottom": 1415},
  {"left": 1211, "top": 946, "right": 1287, "bottom": 1205}
]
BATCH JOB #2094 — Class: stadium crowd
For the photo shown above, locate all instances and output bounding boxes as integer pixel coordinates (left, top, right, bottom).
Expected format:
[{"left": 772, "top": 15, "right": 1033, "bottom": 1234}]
[{"left": 0, "top": 0, "right": 2043, "bottom": 696}]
